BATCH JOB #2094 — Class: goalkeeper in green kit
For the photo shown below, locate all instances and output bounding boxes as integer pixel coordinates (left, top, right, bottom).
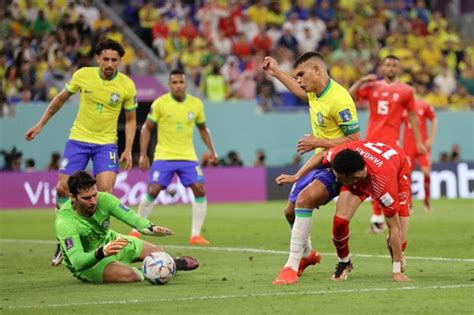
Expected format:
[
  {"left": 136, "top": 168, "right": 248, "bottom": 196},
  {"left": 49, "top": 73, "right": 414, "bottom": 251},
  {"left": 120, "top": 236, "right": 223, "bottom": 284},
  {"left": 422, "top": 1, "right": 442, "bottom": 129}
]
[{"left": 55, "top": 171, "right": 198, "bottom": 283}]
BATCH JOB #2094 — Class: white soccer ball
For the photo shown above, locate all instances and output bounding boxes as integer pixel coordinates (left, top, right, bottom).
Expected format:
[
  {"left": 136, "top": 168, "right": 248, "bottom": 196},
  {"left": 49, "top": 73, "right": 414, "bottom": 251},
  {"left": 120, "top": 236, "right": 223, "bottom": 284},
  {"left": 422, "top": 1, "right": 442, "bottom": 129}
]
[{"left": 142, "top": 251, "right": 176, "bottom": 285}]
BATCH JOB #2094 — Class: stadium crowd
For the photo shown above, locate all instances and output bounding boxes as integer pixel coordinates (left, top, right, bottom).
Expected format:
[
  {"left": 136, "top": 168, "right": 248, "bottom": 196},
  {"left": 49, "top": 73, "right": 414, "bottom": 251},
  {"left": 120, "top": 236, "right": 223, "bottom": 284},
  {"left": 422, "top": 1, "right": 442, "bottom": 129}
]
[{"left": 0, "top": 0, "right": 473, "bottom": 114}]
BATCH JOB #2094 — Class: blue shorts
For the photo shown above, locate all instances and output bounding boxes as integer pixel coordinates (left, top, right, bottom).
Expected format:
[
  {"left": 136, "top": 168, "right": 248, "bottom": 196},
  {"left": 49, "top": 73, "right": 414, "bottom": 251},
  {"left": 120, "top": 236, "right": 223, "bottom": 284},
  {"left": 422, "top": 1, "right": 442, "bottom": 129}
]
[
  {"left": 289, "top": 167, "right": 340, "bottom": 205},
  {"left": 59, "top": 140, "right": 119, "bottom": 176},
  {"left": 149, "top": 160, "right": 204, "bottom": 188}
]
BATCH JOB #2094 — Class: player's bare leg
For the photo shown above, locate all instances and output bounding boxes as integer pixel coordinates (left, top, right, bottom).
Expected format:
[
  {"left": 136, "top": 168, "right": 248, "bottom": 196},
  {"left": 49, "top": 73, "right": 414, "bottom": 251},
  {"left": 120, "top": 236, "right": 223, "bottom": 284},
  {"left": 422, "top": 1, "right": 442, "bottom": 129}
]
[
  {"left": 385, "top": 214, "right": 410, "bottom": 282},
  {"left": 331, "top": 191, "right": 360, "bottom": 281},
  {"left": 130, "top": 183, "right": 164, "bottom": 238},
  {"left": 189, "top": 182, "right": 209, "bottom": 245},
  {"left": 273, "top": 180, "right": 327, "bottom": 285},
  {"left": 103, "top": 261, "right": 144, "bottom": 283},
  {"left": 52, "top": 174, "right": 70, "bottom": 266},
  {"left": 95, "top": 171, "right": 117, "bottom": 193},
  {"left": 421, "top": 165, "right": 432, "bottom": 213}
]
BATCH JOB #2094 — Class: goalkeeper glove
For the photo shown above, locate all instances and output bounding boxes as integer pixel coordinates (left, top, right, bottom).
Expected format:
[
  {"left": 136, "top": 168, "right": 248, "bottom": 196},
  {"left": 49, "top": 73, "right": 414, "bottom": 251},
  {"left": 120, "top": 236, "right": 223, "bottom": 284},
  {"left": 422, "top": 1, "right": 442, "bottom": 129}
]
[{"left": 141, "top": 224, "right": 174, "bottom": 236}]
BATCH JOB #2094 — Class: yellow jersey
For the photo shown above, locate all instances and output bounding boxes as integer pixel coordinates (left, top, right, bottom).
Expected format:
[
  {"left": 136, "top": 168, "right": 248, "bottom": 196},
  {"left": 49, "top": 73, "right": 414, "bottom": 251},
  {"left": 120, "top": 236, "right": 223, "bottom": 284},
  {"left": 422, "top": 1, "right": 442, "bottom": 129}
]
[
  {"left": 307, "top": 79, "right": 359, "bottom": 153},
  {"left": 64, "top": 67, "right": 137, "bottom": 145},
  {"left": 148, "top": 93, "right": 205, "bottom": 161}
]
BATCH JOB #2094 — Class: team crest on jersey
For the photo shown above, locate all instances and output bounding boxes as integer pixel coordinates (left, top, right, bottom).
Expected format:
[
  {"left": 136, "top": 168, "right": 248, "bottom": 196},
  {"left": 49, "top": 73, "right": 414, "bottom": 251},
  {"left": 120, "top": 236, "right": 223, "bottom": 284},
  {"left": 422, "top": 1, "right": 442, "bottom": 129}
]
[
  {"left": 317, "top": 112, "right": 324, "bottom": 125},
  {"left": 59, "top": 158, "right": 69, "bottom": 170},
  {"left": 101, "top": 219, "right": 110, "bottom": 228},
  {"left": 187, "top": 111, "right": 195, "bottom": 121},
  {"left": 339, "top": 109, "right": 352, "bottom": 122},
  {"left": 110, "top": 92, "right": 120, "bottom": 105}
]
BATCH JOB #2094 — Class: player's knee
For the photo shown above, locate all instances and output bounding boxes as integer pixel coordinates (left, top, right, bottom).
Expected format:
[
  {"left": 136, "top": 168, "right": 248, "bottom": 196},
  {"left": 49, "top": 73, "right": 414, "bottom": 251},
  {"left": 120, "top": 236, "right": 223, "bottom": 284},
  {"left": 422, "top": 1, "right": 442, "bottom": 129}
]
[
  {"left": 148, "top": 185, "right": 162, "bottom": 198},
  {"left": 56, "top": 182, "right": 69, "bottom": 197},
  {"left": 192, "top": 185, "right": 206, "bottom": 197},
  {"left": 295, "top": 192, "right": 314, "bottom": 209}
]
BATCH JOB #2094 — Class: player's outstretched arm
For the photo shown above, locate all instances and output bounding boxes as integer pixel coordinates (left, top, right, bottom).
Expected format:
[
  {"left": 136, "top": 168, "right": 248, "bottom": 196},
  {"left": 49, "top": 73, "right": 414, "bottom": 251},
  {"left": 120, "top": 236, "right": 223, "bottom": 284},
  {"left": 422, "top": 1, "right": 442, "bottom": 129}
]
[
  {"left": 348, "top": 74, "right": 377, "bottom": 99},
  {"left": 262, "top": 56, "right": 308, "bottom": 102},
  {"left": 276, "top": 151, "right": 324, "bottom": 185},
  {"left": 119, "top": 110, "right": 137, "bottom": 170},
  {"left": 24, "top": 89, "right": 71, "bottom": 141}
]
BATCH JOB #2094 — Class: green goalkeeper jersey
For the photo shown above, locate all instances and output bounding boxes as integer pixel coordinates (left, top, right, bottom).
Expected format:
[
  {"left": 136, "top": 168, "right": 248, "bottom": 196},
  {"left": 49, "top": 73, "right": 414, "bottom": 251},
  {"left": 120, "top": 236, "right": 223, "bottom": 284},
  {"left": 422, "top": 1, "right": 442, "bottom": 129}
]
[{"left": 55, "top": 192, "right": 151, "bottom": 273}]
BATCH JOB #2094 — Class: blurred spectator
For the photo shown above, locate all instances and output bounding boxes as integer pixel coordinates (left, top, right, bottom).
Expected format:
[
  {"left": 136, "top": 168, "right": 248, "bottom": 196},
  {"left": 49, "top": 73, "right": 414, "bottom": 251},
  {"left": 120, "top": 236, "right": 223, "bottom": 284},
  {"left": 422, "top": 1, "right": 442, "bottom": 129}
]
[
  {"left": 277, "top": 24, "right": 298, "bottom": 57},
  {"left": 433, "top": 64, "right": 457, "bottom": 96},
  {"left": 450, "top": 144, "right": 461, "bottom": 162},
  {"left": 0, "top": 90, "right": 14, "bottom": 117},
  {"left": 0, "top": 147, "right": 22, "bottom": 172},
  {"left": 439, "top": 151, "right": 449, "bottom": 162},
  {"left": 219, "top": 150, "right": 244, "bottom": 167},
  {"left": 47, "top": 152, "right": 61, "bottom": 171},
  {"left": 449, "top": 86, "right": 472, "bottom": 111},
  {"left": 253, "top": 149, "right": 266, "bottom": 167},
  {"left": 287, "top": 154, "right": 302, "bottom": 167},
  {"left": 24, "top": 158, "right": 36, "bottom": 172},
  {"left": 233, "top": 69, "right": 256, "bottom": 100},
  {"left": 203, "top": 62, "right": 226, "bottom": 101}
]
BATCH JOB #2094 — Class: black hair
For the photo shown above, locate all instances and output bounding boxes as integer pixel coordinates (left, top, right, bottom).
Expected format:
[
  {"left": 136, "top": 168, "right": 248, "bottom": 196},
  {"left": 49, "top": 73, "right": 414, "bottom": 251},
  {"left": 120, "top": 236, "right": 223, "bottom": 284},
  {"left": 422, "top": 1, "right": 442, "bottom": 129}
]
[
  {"left": 169, "top": 68, "right": 185, "bottom": 78},
  {"left": 95, "top": 39, "right": 125, "bottom": 57},
  {"left": 293, "top": 51, "right": 325, "bottom": 68},
  {"left": 384, "top": 55, "right": 400, "bottom": 62},
  {"left": 332, "top": 149, "right": 365, "bottom": 176},
  {"left": 68, "top": 171, "right": 96, "bottom": 196}
]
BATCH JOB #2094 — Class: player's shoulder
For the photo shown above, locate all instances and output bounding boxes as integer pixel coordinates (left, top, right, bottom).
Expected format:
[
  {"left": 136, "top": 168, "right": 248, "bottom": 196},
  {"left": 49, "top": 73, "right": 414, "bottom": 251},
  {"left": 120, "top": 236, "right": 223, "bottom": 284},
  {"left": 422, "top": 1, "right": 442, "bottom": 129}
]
[
  {"left": 185, "top": 94, "right": 204, "bottom": 106},
  {"left": 395, "top": 82, "right": 414, "bottom": 93},
  {"left": 72, "top": 66, "right": 95, "bottom": 78},
  {"left": 116, "top": 71, "right": 136, "bottom": 87}
]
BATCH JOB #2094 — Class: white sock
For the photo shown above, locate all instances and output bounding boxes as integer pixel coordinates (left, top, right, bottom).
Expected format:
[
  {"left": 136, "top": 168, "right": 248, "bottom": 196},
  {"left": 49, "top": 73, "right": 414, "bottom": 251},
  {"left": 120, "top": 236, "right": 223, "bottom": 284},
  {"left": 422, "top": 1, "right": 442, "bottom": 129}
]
[
  {"left": 303, "top": 236, "right": 313, "bottom": 257},
  {"left": 370, "top": 214, "right": 385, "bottom": 224},
  {"left": 191, "top": 197, "right": 207, "bottom": 237},
  {"left": 284, "top": 208, "right": 313, "bottom": 271},
  {"left": 137, "top": 193, "right": 155, "bottom": 218}
]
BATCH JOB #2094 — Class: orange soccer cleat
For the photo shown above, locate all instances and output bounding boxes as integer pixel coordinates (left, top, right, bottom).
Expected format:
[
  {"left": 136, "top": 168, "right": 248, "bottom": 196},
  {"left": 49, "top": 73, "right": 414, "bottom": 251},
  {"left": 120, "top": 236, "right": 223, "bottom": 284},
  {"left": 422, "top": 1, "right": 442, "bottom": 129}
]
[
  {"left": 128, "top": 230, "right": 141, "bottom": 239},
  {"left": 298, "top": 249, "right": 322, "bottom": 276},
  {"left": 272, "top": 267, "right": 298, "bottom": 285},
  {"left": 189, "top": 235, "right": 209, "bottom": 246}
]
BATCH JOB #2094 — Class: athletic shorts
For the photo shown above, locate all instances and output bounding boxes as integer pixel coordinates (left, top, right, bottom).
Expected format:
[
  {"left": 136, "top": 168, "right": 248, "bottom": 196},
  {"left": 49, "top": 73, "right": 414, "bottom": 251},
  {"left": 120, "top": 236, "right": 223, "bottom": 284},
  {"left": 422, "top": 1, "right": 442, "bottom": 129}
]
[
  {"left": 406, "top": 150, "right": 432, "bottom": 170},
  {"left": 289, "top": 166, "right": 340, "bottom": 205},
  {"left": 59, "top": 140, "right": 119, "bottom": 176},
  {"left": 72, "top": 235, "right": 143, "bottom": 284},
  {"left": 149, "top": 160, "right": 204, "bottom": 188}
]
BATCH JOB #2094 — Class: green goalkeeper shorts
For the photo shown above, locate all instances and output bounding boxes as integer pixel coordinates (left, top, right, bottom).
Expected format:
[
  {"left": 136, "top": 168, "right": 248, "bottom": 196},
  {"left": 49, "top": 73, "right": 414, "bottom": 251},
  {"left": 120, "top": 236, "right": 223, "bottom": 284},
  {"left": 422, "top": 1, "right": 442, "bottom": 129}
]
[{"left": 73, "top": 235, "right": 143, "bottom": 283}]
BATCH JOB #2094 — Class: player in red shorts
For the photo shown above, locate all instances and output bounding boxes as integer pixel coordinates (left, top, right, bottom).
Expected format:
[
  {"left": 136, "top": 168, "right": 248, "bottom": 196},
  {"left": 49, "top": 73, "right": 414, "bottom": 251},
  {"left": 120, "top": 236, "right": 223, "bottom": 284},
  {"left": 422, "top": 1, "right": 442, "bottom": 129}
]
[
  {"left": 277, "top": 140, "right": 411, "bottom": 282},
  {"left": 349, "top": 55, "right": 426, "bottom": 234},
  {"left": 403, "top": 95, "right": 437, "bottom": 213}
]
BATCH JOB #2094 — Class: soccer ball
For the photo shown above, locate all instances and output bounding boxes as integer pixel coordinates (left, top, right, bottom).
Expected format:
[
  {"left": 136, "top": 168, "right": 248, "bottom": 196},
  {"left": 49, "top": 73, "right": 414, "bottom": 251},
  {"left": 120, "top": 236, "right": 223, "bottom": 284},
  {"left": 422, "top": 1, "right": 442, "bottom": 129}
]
[{"left": 142, "top": 251, "right": 176, "bottom": 285}]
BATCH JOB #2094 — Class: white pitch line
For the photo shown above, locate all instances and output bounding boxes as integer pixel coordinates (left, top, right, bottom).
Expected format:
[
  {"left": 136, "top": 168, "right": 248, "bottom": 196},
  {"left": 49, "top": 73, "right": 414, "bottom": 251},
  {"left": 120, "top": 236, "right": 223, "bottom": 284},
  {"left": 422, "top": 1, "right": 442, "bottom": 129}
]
[
  {"left": 1, "top": 238, "right": 473, "bottom": 263},
  {"left": 5, "top": 284, "right": 474, "bottom": 310}
]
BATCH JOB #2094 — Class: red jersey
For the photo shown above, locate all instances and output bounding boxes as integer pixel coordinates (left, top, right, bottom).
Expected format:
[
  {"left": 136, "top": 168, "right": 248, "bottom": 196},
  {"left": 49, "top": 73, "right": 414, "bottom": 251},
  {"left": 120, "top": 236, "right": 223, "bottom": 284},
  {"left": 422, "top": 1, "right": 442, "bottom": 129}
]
[
  {"left": 403, "top": 99, "right": 436, "bottom": 153},
  {"left": 322, "top": 140, "right": 410, "bottom": 217},
  {"left": 357, "top": 80, "right": 415, "bottom": 146}
]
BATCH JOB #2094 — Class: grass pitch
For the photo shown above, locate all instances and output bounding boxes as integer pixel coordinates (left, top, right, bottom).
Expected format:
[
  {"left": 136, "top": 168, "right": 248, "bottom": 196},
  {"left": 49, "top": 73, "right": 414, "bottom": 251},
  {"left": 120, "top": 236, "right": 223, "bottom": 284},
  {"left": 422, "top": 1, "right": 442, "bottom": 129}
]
[{"left": 1, "top": 199, "right": 473, "bottom": 314}]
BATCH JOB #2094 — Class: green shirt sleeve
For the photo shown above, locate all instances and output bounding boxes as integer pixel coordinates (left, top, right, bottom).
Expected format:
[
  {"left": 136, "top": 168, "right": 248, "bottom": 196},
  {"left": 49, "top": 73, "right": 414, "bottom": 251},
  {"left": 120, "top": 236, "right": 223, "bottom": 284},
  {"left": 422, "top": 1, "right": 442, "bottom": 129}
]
[
  {"left": 56, "top": 216, "right": 98, "bottom": 271},
  {"left": 101, "top": 193, "right": 152, "bottom": 231}
]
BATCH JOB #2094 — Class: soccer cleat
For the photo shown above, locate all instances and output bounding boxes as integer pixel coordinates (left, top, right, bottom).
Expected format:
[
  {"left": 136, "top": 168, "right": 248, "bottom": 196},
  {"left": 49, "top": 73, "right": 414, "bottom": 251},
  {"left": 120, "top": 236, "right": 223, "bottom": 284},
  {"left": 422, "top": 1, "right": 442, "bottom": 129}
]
[
  {"left": 298, "top": 249, "right": 322, "bottom": 276},
  {"left": 174, "top": 256, "right": 199, "bottom": 271},
  {"left": 272, "top": 267, "right": 298, "bottom": 285},
  {"left": 51, "top": 243, "right": 63, "bottom": 267},
  {"left": 189, "top": 235, "right": 209, "bottom": 245},
  {"left": 128, "top": 230, "right": 141, "bottom": 238},
  {"left": 331, "top": 261, "right": 353, "bottom": 281},
  {"left": 370, "top": 222, "right": 385, "bottom": 234}
]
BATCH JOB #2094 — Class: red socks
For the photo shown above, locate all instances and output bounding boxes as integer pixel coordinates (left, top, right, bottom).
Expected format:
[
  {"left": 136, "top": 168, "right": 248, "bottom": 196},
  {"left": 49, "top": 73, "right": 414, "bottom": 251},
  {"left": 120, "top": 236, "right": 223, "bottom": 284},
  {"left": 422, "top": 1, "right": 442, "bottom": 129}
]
[{"left": 333, "top": 216, "right": 350, "bottom": 259}]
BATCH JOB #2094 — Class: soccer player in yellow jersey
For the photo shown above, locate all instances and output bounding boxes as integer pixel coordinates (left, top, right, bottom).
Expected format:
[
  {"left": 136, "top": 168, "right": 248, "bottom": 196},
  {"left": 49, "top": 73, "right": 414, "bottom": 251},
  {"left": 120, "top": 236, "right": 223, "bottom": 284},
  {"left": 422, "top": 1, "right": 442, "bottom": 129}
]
[
  {"left": 263, "top": 52, "right": 361, "bottom": 285},
  {"left": 129, "top": 69, "right": 218, "bottom": 245},
  {"left": 25, "top": 39, "right": 137, "bottom": 265}
]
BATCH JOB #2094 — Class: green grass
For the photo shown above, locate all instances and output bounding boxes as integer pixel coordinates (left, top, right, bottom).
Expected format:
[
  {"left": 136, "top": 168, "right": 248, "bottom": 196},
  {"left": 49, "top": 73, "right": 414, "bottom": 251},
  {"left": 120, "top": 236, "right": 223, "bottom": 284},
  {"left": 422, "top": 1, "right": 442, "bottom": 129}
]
[{"left": 1, "top": 199, "right": 473, "bottom": 314}]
